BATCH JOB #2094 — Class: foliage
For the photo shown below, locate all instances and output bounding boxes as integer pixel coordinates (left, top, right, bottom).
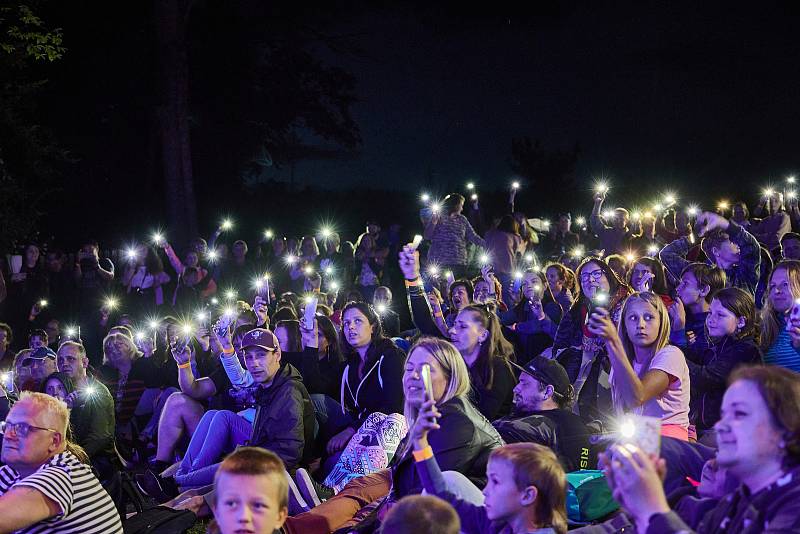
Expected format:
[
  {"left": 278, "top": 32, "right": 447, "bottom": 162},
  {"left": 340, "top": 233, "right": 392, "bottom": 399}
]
[{"left": 0, "top": 2, "right": 67, "bottom": 251}]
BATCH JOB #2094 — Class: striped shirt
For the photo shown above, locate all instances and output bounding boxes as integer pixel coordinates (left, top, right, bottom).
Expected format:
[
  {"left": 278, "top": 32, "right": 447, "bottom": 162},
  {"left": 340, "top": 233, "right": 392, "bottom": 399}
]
[
  {"left": 0, "top": 451, "right": 122, "bottom": 533},
  {"left": 427, "top": 213, "right": 485, "bottom": 266},
  {"left": 764, "top": 328, "right": 800, "bottom": 373}
]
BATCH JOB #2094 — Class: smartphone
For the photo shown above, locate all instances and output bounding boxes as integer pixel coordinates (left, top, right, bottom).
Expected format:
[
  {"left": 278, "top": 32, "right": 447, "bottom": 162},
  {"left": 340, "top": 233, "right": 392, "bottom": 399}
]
[
  {"left": 214, "top": 313, "right": 235, "bottom": 339},
  {"left": 789, "top": 299, "right": 800, "bottom": 326},
  {"left": 585, "top": 291, "right": 609, "bottom": 325},
  {"left": 409, "top": 234, "right": 423, "bottom": 251},
  {"left": 617, "top": 415, "right": 662, "bottom": 456},
  {"left": 303, "top": 295, "right": 318, "bottom": 330},
  {"left": 173, "top": 334, "right": 192, "bottom": 355},
  {"left": 1, "top": 371, "right": 14, "bottom": 394},
  {"left": 421, "top": 363, "right": 434, "bottom": 401}
]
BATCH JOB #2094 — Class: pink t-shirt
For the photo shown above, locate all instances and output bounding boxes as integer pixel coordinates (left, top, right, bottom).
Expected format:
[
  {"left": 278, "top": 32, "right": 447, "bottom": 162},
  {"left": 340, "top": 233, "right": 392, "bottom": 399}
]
[{"left": 610, "top": 345, "right": 690, "bottom": 430}]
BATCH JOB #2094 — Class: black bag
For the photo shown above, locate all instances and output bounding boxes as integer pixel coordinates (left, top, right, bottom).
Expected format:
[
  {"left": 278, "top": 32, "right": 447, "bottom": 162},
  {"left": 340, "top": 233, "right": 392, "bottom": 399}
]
[
  {"left": 118, "top": 472, "right": 197, "bottom": 534},
  {"left": 122, "top": 506, "right": 197, "bottom": 534}
]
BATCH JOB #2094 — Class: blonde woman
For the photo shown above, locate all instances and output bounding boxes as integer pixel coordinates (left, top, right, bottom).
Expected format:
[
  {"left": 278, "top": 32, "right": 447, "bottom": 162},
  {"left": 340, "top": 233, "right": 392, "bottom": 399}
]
[
  {"left": 761, "top": 260, "right": 800, "bottom": 372},
  {"left": 587, "top": 292, "right": 690, "bottom": 440}
]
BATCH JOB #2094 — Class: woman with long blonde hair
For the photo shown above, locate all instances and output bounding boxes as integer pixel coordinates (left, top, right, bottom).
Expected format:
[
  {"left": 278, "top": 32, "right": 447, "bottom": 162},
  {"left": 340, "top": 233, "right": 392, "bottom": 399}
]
[
  {"left": 587, "top": 292, "right": 691, "bottom": 440},
  {"left": 761, "top": 260, "right": 800, "bottom": 372}
]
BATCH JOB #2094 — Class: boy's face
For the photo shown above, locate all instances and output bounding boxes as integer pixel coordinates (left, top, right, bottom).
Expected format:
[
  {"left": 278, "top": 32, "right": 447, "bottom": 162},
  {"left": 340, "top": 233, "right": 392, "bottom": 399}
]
[
  {"left": 215, "top": 472, "right": 287, "bottom": 534},
  {"left": 482, "top": 458, "right": 529, "bottom": 522}
]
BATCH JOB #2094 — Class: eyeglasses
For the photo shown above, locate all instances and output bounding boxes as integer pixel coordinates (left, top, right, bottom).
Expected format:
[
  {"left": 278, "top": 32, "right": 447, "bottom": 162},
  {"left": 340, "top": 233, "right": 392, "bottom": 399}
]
[
  {"left": 0, "top": 420, "right": 60, "bottom": 438},
  {"left": 580, "top": 269, "right": 604, "bottom": 283}
]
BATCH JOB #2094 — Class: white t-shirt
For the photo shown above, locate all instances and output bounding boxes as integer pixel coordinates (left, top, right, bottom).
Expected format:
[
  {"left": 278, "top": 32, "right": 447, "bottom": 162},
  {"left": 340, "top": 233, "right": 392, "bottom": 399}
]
[{"left": 610, "top": 345, "right": 690, "bottom": 429}]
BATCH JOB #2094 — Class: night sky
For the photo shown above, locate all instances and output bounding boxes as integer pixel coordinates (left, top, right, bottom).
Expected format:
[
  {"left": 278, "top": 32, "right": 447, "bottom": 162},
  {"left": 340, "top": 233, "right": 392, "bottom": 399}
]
[{"left": 33, "top": 1, "right": 800, "bottom": 240}]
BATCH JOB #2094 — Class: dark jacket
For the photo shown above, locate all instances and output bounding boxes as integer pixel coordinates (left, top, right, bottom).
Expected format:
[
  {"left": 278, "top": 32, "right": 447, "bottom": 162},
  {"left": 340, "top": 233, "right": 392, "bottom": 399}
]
[
  {"left": 660, "top": 221, "right": 761, "bottom": 295},
  {"left": 70, "top": 377, "right": 116, "bottom": 459},
  {"left": 646, "top": 466, "right": 800, "bottom": 534},
  {"left": 391, "top": 396, "right": 503, "bottom": 497},
  {"left": 340, "top": 338, "right": 406, "bottom": 427},
  {"left": 282, "top": 347, "right": 345, "bottom": 399},
  {"left": 684, "top": 335, "right": 763, "bottom": 432},
  {"left": 492, "top": 408, "right": 594, "bottom": 471},
  {"left": 248, "top": 363, "right": 315, "bottom": 471}
]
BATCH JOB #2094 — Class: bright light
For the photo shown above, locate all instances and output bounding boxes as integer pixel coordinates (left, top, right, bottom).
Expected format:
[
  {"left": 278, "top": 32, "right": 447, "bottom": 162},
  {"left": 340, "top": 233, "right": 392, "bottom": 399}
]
[
  {"left": 631, "top": 211, "right": 642, "bottom": 221},
  {"left": 207, "top": 249, "right": 219, "bottom": 262},
  {"left": 181, "top": 323, "right": 193, "bottom": 335},
  {"left": 253, "top": 278, "right": 264, "bottom": 290},
  {"left": 763, "top": 188, "right": 775, "bottom": 198},
  {"left": 647, "top": 244, "right": 659, "bottom": 255},
  {"left": 320, "top": 226, "right": 333, "bottom": 239},
  {"left": 789, "top": 191, "right": 798, "bottom": 200},
  {"left": 511, "top": 181, "right": 520, "bottom": 189},
  {"left": 221, "top": 219, "right": 233, "bottom": 230},
  {"left": 324, "top": 266, "right": 334, "bottom": 275},
  {"left": 625, "top": 252, "right": 636, "bottom": 262},
  {"left": 38, "top": 299, "right": 48, "bottom": 308},
  {"left": 594, "top": 181, "right": 609, "bottom": 194},
  {"left": 125, "top": 248, "right": 138, "bottom": 260},
  {"left": 85, "top": 385, "right": 96, "bottom": 396},
  {"left": 524, "top": 254, "right": 534, "bottom": 263},
  {"left": 195, "top": 311, "right": 208, "bottom": 322},
  {"left": 593, "top": 293, "right": 608, "bottom": 305},
  {"left": 687, "top": 205, "right": 699, "bottom": 216},
  {"left": 376, "top": 303, "right": 387, "bottom": 314},
  {"left": 466, "top": 182, "right": 475, "bottom": 190},
  {"left": 602, "top": 209, "right": 615, "bottom": 219},
  {"left": 303, "top": 294, "right": 314, "bottom": 305},
  {"left": 643, "top": 211, "right": 654, "bottom": 219},
  {"left": 263, "top": 229, "right": 274, "bottom": 239},
  {"left": 225, "top": 289, "right": 236, "bottom": 300},
  {"left": 329, "top": 280, "right": 339, "bottom": 290},
  {"left": 570, "top": 246, "right": 584, "bottom": 258},
  {"left": 663, "top": 193, "right": 677, "bottom": 205},
  {"left": 431, "top": 203, "right": 441, "bottom": 214},
  {"left": 427, "top": 265, "right": 440, "bottom": 277},
  {"left": 652, "top": 203, "right": 663, "bottom": 212},
  {"left": 420, "top": 193, "right": 430, "bottom": 202},
  {"left": 210, "top": 297, "right": 219, "bottom": 306},
  {"left": 444, "top": 270, "right": 453, "bottom": 280},
  {"left": 1, "top": 372, "right": 9, "bottom": 383},
  {"left": 542, "top": 219, "right": 550, "bottom": 229},
  {"left": 479, "top": 253, "right": 490, "bottom": 265},
  {"left": 134, "top": 331, "right": 145, "bottom": 342},
  {"left": 789, "top": 176, "right": 797, "bottom": 184},
  {"left": 285, "top": 254, "right": 297, "bottom": 265},
  {"left": 303, "top": 265, "right": 315, "bottom": 276},
  {"left": 470, "top": 193, "right": 478, "bottom": 201},
  {"left": 717, "top": 200, "right": 729, "bottom": 211},
  {"left": 620, "top": 418, "right": 636, "bottom": 439},
  {"left": 152, "top": 232, "right": 164, "bottom": 245},
  {"left": 222, "top": 307, "right": 235, "bottom": 317},
  {"left": 513, "top": 270, "right": 524, "bottom": 280},
  {"left": 104, "top": 297, "right": 118, "bottom": 310},
  {"left": 65, "top": 327, "right": 77, "bottom": 337},
  {"left": 575, "top": 216, "right": 586, "bottom": 226}
]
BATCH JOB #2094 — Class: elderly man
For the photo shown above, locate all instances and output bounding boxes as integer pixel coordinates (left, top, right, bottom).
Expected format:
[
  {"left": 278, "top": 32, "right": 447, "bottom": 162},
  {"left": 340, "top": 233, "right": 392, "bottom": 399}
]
[{"left": 0, "top": 391, "right": 122, "bottom": 533}]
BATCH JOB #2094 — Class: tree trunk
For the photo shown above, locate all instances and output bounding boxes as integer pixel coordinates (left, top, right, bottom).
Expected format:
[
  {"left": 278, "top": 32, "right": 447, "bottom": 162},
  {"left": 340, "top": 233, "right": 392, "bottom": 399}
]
[{"left": 155, "top": 0, "right": 197, "bottom": 246}]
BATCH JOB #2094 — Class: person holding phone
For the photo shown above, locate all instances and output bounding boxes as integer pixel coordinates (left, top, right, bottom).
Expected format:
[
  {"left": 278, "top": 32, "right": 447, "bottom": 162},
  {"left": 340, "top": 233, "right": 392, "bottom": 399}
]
[
  {"left": 551, "top": 257, "right": 631, "bottom": 422},
  {"left": 587, "top": 291, "right": 691, "bottom": 441}
]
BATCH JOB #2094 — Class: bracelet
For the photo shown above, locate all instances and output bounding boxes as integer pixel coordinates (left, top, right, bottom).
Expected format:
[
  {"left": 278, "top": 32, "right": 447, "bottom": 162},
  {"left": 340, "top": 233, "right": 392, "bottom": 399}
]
[
  {"left": 413, "top": 446, "right": 434, "bottom": 462},
  {"left": 222, "top": 346, "right": 235, "bottom": 355},
  {"left": 433, "top": 311, "right": 443, "bottom": 318},
  {"left": 178, "top": 361, "right": 192, "bottom": 369},
  {"left": 404, "top": 278, "right": 422, "bottom": 288}
]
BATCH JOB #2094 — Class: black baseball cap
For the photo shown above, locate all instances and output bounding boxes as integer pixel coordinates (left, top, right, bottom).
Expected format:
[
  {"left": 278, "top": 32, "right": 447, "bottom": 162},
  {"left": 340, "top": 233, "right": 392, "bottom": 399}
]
[
  {"left": 240, "top": 328, "right": 279, "bottom": 352},
  {"left": 511, "top": 356, "right": 572, "bottom": 399}
]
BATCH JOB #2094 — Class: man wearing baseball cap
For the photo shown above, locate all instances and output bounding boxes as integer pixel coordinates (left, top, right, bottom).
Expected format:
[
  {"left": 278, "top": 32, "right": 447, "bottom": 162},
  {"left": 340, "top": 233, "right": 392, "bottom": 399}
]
[
  {"left": 492, "top": 355, "right": 595, "bottom": 471},
  {"left": 15, "top": 346, "right": 57, "bottom": 392}
]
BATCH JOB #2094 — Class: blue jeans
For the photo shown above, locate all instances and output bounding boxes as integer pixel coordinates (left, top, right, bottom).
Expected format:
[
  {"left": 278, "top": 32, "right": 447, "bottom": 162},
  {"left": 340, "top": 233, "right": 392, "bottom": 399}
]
[{"left": 174, "top": 409, "right": 251, "bottom": 487}]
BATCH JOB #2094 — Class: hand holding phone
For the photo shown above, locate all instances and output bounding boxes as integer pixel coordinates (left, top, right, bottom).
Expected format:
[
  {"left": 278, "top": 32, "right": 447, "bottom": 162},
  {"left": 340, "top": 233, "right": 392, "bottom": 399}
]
[
  {"left": 617, "top": 415, "right": 662, "bottom": 457},
  {"left": 303, "top": 295, "right": 318, "bottom": 330},
  {"left": 421, "top": 363, "right": 436, "bottom": 423}
]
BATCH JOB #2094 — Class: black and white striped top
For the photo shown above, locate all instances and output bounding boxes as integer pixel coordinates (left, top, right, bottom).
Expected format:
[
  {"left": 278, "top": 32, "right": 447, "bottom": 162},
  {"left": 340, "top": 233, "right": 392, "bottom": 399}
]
[{"left": 0, "top": 451, "right": 122, "bottom": 533}]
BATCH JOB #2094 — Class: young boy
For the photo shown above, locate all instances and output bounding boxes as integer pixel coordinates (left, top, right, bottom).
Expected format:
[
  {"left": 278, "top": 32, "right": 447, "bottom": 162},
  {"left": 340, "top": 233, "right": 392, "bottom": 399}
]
[
  {"left": 211, "top": 447, "right": 288, "bottom": 534},
  {"left": 412, "top": 400, "right": 568, "bottom": 534},
  {"left": 670, "top": 263, "right": 726, "bottom": 351}
]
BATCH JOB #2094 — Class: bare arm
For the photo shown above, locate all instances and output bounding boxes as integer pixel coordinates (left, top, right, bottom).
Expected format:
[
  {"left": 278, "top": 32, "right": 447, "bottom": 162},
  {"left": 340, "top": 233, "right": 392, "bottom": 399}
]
[
  {"left": 0, "top": 486, "right": 62, "bottom": 534},
  {"left": 178, "top": 366, "right": 217, "bottom": 399}
]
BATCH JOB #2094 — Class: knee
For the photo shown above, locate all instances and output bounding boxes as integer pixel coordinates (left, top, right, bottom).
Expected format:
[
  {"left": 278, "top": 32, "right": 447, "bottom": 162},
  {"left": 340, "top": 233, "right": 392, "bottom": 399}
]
[{"left": 167, "top": 392, "right": 203, "bottom": 414}]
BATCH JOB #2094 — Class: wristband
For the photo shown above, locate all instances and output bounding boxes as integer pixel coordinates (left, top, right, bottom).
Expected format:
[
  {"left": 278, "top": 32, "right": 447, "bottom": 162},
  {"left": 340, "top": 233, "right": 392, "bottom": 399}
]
[
  {"left": 404, "top": 278, "right": 422, "bottom": 288},
  {"left": 413, "top": 446, "right": 434, "bottom": 462},
  {"left": 178, "top": 361, "right": 192, "bottom": 369},
  {"left": 222, "top": 346, "right": 235, "bottom": 355},
  {"left": 433, "top": 311, "right": 443, "bottom": 318}
]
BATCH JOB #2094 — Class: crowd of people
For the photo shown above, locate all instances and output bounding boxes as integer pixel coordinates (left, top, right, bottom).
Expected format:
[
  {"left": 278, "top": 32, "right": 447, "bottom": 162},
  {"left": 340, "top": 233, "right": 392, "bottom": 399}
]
[{"left": 1, "top": 184, "right": 800, "bottom": 534}]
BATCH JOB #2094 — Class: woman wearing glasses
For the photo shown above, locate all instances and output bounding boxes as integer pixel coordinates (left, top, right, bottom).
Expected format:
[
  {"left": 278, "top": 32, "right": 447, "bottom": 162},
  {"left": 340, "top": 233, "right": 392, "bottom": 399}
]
[
  {"left": 552, "top": 257, "right": 631, "bottom": 422},
  {"left": 400, "top": 243, "right": 516, "bottom": 420}
]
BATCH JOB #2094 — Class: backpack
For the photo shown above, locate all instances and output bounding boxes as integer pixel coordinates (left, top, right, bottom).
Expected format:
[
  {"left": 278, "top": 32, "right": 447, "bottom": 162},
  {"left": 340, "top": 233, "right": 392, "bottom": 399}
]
[
  {"left": 117, "top": 472, "right": 197, "bottom": 534},
  {"left": 566, "top": 470, "right": 620, "bottom": 523}
]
